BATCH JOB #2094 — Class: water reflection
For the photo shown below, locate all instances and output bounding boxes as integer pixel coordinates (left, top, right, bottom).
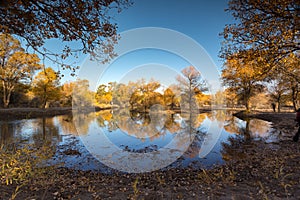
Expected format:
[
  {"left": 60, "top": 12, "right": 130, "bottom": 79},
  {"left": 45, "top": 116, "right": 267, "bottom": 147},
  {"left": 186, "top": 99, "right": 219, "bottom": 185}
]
[
  {"left": 0, "top": 110, "right": 278, "bottom": 172},
  {"left": 0, "top": 117, "right": 61, "bottom": 146}
]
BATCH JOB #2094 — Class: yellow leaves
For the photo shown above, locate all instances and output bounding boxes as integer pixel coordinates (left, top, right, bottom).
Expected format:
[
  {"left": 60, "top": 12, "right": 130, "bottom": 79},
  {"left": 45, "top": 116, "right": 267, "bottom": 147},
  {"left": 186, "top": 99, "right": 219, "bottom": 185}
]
[
  {"left": 32, "top": 67, "right": 61, "bottom": 107},
  {"left": 0, "top": 144, "right": 53, "bottom": 185},
  {"left": 0, "top": 33, "right": 42, "bottom": 107}
]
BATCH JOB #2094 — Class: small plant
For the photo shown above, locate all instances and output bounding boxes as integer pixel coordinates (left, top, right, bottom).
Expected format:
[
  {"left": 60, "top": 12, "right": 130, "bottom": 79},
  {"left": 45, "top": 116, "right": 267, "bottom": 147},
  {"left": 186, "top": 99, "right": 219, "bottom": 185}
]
[
  {"left": 131, "top": 177, "right": 139, "bottom": 200},
  {"left": 0, "top": 143, "right": 55, "bottom": 185}
]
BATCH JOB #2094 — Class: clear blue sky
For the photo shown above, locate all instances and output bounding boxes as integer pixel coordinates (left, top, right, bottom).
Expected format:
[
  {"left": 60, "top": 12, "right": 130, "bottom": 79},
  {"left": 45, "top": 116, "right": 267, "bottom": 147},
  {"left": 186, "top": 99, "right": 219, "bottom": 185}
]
[
  {"left": 44, "top": 0, "right": 234, "bottom": 88},
  {"left": 115, "top": 0, "right": 231, "bottom": 67}
]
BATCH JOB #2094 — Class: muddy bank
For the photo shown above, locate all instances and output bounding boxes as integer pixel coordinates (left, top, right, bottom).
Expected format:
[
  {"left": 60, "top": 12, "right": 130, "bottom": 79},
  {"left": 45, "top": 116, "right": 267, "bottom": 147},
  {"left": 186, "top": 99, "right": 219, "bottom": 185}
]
[
  {"left": 234, "top": 110, "right": 298, "bottom": 138},
  {"left": 0, "top": 106, "right": 112, "bottom": 120},
  {"left": 0, "top": 107, "right": 73, "bottom": 120},
  {"left": 1, "top": 139, "right": 299, "bottom": 199}
]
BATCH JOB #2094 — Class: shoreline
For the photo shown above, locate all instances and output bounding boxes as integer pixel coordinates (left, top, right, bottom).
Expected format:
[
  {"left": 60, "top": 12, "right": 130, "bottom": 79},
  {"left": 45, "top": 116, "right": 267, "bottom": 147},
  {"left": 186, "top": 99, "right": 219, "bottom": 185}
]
[
  {"left": 233, "top": 110, "right": 298, "bottom": 137},
  {"left": 0, "top": 107, "right": 73, "bottom": 120}
]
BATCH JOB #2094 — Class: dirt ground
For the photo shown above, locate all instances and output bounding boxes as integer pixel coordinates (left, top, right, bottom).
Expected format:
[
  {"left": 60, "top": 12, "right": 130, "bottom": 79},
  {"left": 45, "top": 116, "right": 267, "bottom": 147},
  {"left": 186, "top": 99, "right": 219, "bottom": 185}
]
[
  {"left": 0, "top": 109, "right": 300, "bottom": 199},
  {"left": 0, "top": 107, "right": 73, "bottom": 120}
]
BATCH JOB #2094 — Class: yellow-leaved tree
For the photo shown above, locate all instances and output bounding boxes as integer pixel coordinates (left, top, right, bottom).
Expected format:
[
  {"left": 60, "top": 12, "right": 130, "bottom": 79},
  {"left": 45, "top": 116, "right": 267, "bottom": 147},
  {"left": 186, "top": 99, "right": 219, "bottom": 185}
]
[
  {"left": 222, "top": 51, "right": 265, "bottom": 112},
  {"left": 0, "top": 34, "right": 41, "bottom": 108},
  {"left": 32, "top": 67, "right": 60, "bottom": 108}
]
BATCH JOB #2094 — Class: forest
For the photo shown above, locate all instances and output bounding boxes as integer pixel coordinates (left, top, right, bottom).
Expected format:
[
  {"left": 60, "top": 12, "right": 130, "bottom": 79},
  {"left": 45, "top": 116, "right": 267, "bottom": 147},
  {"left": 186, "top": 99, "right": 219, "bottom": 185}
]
[{"left": 1, "top": 32, "right": 299, "bottom": 112}]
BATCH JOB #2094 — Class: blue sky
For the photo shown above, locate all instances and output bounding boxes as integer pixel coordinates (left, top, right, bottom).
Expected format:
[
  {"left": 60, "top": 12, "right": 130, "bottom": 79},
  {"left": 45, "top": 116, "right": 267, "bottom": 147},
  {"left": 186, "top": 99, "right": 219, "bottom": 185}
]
[
  {"left": 115, "top": 0, "right": 231, "bottom": 66},
  {"left": 43, "top": 0, "right": 234, "bottom": 89}
]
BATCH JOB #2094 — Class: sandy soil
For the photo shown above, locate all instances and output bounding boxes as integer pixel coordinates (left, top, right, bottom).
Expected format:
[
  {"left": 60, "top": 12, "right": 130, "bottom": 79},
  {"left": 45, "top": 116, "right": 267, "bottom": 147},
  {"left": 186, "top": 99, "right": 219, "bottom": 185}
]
[{"left": 0, "top": 110, "right": 300, "bottom": 199}]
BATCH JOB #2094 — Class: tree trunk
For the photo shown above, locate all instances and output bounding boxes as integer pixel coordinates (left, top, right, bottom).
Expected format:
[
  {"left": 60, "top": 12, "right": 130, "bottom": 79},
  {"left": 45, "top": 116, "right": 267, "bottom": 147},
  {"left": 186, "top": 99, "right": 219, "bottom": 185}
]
[
  {"left": 291, "top": 87, "right": 299, "bottom": 111},
  {"left": 2, "top": 80, "right": 13, "bottom": 108},
  {"left": 245, "top": 95, "right": 250, "bottom": 112},
  {"left": 277, "top": 95, "right": 281, "bottom": 113},
  {"left": 244, "top": 119, "right": 251, "bottom": 141},
  {"left": 244, "top": 86, "right": 251, "bottom": 112}
]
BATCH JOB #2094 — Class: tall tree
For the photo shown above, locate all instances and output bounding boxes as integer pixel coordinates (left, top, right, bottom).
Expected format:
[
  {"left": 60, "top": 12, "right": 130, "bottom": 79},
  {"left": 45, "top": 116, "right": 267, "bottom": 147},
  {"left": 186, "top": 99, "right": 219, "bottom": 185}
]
[
  {"left": 0, "top": 34, "right": 41, "bottom": 108},
  {"left": 176, "top": 66, "right": 208, "bottom": 112},
  {"left": 267, "top": 75, "right": 289, "bottom": 112},
  {"left": 112, "top": 83, "right": 133, "bottom": 108},
  {"left": 61, "top": 81, "right": 75, "bottom": 106},
  {"left": 220, "top": 0, "right": 299, "bottom": 73},
  {"left": 32, "top": 67, "right": 60, "bottom": 108},
  {"left": 222, "top": 52, "right": 264, "bottom": 112},
  {"left": 163, "top": 88, "right": 176, "bottom": 110},
  {"left": 72, "top": 79, "right": 94, "bottom": 109},
  {"left": 130, "top": 79, "right": 161, "bottom": 112},
  {"left": 281, "top": 53, "right": 300, "bottom": 110},
  {"left": 95, "top": 84, "right": 112, "bottom": 105},
  {"left": 0, "top": 0, "right": 132, "bottom": 70}
]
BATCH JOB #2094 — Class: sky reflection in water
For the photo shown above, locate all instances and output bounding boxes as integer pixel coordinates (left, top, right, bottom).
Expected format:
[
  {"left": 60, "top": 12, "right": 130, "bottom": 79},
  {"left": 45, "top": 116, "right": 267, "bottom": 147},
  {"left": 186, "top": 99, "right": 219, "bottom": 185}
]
[{"left": 0, "top": 110, "right": 278, "bottom": 172}]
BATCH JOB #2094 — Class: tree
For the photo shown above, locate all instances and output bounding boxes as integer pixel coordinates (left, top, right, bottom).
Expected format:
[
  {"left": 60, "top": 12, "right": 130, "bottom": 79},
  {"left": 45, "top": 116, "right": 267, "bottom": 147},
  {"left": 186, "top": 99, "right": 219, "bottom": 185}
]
[
  {"left": 266, "top": 53, "right": 300, "bottom": 111},
  {"left": 95, "top": 84, "right": 112, "bottom": 105},
  {"left": 72, "top": 79, "right": 94, "bottom": 109},
  {"left": 280, "top": 53, "right": 300, "bottom": 110},
  {"left": 221, "top": 0, "right": 299, "bottom": 70},
  {"left": 112, "top": 83, "right": 133, "bottom": 107},
  {"left": 0, "top": 0, "right": 132, "bottom": 69},
  {"left": 176, "top": 66, "right": 208, "bottom": 112},
  {"left": 129, "top": 79, "right": 161, "bottom": 112},
  {"left": 163, "top": 88, "right": 176, "bottom": 109},
  {"left": 249, "top": 92, "right": 270, "bottom": 110},
  {"left": 32, "top": 67, "right": 60, "bottom": 108},
  {"left": 224, "top": 88, "right": 238, "bottom": 108},
  {"left": 0, "top": 34, "right": 41, "bottom": 108},
  {"left": 267, "top": 76, "right": 289, "bottom": 112},
  {"left": 222, "top": 52, "right": 264, "bottom": 112},
  {"left": 61, "top": 81, "right": 75, "bottom": 106}
]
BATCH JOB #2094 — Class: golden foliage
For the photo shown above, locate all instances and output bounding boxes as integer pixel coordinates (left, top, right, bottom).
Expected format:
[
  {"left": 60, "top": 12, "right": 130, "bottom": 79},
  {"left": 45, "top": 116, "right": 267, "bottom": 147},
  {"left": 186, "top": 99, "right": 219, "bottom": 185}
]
[
  {"left": 0, "top": 34, "right": 41, "bottom": 107},
  {"left": 32, "top": 67, "right": 61, "bottom": 108}
]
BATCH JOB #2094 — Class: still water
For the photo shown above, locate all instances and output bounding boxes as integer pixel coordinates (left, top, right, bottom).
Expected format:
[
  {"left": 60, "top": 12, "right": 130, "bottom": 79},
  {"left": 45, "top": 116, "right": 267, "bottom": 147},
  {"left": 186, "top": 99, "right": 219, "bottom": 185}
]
[{"left": 0, "top": 110, "right": 280, "bottom": 173}]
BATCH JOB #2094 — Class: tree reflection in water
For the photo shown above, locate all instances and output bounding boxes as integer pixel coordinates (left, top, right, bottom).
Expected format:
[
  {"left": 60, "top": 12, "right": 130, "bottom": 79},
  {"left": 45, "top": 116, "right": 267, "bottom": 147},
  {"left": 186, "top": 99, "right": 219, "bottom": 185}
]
[
  {"left": 0, "top": 110, "right": 278, "bottom": 171},
  {"left": 94, "top": 109, "right": 208, "bottom": 159},
  {"left": 222, "top": 113, "right": 275, "bottom": 161}
]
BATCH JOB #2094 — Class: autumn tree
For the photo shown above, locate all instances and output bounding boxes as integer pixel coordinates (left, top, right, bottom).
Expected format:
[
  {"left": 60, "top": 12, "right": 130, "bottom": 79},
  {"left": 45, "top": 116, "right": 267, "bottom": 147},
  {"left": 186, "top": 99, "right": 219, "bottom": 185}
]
[
  {"left": 222, "top": 52, "right": 265, "bottom": 112},
  {"left": 267, "top": 75, "right": 289, "bottom": 112},
  {"left": 0, "top": 0, "right": 132, "bottom": 70},
  {"left": 249, "top": 92, "right": 270, "bottom": 110},
  {"left": 61, "top": 81, "right": 75, "bottom": 107},
  {"left": 223, "top": 88, "right": 238, "bottom": 108},
  {"left": 112, "top": 83, "right": 134, "bottom": 108},
  {"left": 163, "top": 88, "right": 176, "bottom": 109},
  {"left": 0, "top": 34, "right": 41, "bottom": 108},
  {"left": 129, "top": 79, "right": 161, "bottom": 112},
  {"left": 212, "top": 90, "right": 225, "bottom": 108},
  {"left": 280, "top": 53, "right": 300, "bottom": 110},
  {"left": 221, "top": 0, "right": 299, "bottom": 72},
  {"left": 32, "top": 67, "right": 60, "bottom": 108},
  {"left": 72, "top": 79, "right": 95, "bottom": 109},
  {"left": 176, "top": 66, "right": 208, "bottom": 112},
  {"left": 95, "top": 84, "right": 113, "bottom": 105}
]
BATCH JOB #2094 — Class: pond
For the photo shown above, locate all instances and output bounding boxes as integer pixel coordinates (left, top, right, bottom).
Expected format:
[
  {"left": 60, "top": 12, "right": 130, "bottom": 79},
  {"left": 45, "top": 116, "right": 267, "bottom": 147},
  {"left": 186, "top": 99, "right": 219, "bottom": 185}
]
[{"left": 0, "top": 109, "right": 280, "bottom": 173}]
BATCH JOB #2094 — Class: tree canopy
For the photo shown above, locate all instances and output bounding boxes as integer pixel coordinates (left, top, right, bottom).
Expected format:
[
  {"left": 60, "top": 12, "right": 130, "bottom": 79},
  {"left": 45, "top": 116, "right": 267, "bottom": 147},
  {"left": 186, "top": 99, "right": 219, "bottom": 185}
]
[
  {"left": 0, "top": 0, "right": 132, "bottom": 68},
  {"left": 0, "top": 34, "right": 41, "bottom": 108},
  {"left": 220, "top": 0, "right": 299, "bottom": 68},
  {"left": 220, "top": 0, "right": 300, "bottom": 111},
  {"left": 32, "top": 67, "right": 61, "bottom": 108}
]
